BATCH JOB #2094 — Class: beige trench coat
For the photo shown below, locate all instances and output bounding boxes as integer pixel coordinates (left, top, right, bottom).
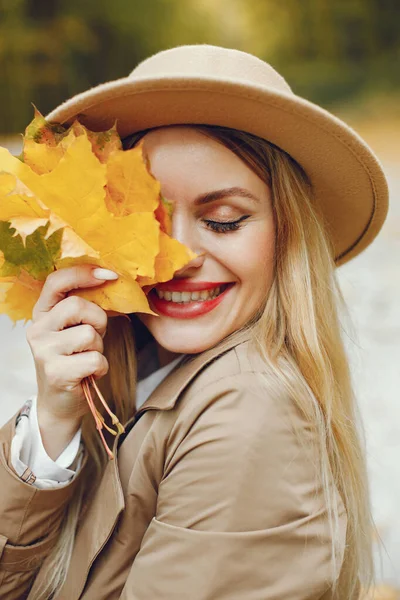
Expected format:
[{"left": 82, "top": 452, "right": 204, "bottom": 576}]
[{"left": 0, "top": 328, "right": 351, "bottom": 599}]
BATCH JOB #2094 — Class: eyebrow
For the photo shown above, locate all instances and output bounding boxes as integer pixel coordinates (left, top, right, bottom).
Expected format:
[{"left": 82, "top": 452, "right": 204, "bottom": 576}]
[{"left": 193, "top": 186, "right": 260, "bottom": 206}]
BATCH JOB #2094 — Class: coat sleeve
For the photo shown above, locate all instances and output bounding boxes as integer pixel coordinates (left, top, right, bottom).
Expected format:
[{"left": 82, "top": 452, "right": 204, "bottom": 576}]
[
  {"left": 0, "top": 412, "right": 86, "bottom": 599},
  {"left": 121, "top": 373, "right": 348, "bottom": 600}
]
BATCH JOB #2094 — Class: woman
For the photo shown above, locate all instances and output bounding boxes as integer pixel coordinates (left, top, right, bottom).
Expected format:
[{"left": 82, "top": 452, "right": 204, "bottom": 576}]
[{"left": 0, "top": 45, "right": 388, "bottom": 599}]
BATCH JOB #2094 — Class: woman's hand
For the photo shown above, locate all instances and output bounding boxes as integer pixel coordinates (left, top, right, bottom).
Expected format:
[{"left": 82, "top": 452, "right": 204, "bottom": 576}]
[{"left": 26, "top": 265, "right": 118, "bottom": 460}]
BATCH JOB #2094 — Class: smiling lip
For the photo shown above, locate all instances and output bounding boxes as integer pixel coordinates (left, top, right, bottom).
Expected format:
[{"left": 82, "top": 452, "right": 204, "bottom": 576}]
[{"left": 148, "top": 281, "right": 235, "bottom": 319}]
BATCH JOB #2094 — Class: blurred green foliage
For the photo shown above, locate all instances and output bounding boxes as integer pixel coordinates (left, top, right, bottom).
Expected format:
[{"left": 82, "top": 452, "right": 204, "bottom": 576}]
[{"left": 0, "top": 0, "right": 399, "bottom": 133}]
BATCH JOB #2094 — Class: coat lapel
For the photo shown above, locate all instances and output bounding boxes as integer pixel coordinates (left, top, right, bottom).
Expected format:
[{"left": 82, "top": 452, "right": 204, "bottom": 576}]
[{"left": 134, "top": 327, "right": 253, "bottom": 417}]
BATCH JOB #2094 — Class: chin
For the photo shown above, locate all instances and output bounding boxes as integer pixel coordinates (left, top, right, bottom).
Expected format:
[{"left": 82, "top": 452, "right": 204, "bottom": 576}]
[
  {"left": 142, "top": 317, "right": 231, "bottom": 355},
  {"left": 154, "top": 331, "right": 221, "bottom": 355}
]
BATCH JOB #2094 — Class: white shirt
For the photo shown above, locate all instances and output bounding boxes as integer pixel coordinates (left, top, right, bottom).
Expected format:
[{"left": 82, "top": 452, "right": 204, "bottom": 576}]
[{"left": 10, "top": 349, "right": 184, "bottom": 489}]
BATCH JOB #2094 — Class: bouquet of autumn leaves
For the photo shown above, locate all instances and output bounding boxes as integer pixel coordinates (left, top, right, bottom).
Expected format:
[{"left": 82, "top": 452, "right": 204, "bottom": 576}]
[{"left": 0, "top": 109, "right": 196, "bottom": 457}]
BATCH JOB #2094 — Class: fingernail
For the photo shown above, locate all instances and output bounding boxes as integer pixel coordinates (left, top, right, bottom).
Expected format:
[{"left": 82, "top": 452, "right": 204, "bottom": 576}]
[{"left": 92, "top": 268, "right": 119, "bottom": 280}]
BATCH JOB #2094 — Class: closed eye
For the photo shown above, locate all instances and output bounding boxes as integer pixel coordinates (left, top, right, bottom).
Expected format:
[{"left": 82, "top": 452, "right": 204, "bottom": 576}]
[{"left": 203, "top": 215, "right": 250, "bottom": 233}]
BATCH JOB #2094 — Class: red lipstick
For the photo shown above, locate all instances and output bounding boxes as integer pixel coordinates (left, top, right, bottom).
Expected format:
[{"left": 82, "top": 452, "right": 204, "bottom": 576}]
[{"left": 148, "top": 281, "right": 235, "bottom": 319}]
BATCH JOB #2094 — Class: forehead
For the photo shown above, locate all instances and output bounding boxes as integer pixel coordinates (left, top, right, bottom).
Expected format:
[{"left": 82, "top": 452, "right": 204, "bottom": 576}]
[
  {"left": 141, "top": 126, "right": 238, "bottom": 164},
  {"left": 140, "top": 126, "right": 268, "bottom": 200}
]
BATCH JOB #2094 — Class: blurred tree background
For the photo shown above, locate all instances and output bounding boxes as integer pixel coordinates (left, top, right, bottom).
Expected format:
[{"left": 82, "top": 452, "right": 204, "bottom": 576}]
[
  {"left": 1, "top": 2, "right": 400, "bottom": 593},
  {"left": 0, "top": 0, "right": 399, "bottom": 134}
]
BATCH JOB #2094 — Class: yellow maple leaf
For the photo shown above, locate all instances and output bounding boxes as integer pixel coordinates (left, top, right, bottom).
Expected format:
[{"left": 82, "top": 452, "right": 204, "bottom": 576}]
[
  {"left": 105, "top": 143, "right": 160, "bottom": 216},
  {"left": 1, "top": 136, "right": 159, "bottom": 281},
  {"left": 23, "top": 109, "right": 123, "bottom": 175},
  {"left": 155, "top": 195, "right": 173, "bottom": 236},
  {"left": 0, "top": 270, "right": 43, "bottom": 323},
  {"left": 0, "top": 279, "right": 13, "bottom": 303},
  {"left": 0, "top": 170, "right": 99, "bottom": 267},
  {"left": 73, "top": 275, "right": 156, "bottom": 316},
  {"left": 72, "top": 121, "right": 123, "bottom": 163},
  {"left": 24, "top": 129, "right": 75, "bottom": 175},
  {"left": 54, "top": 225, "right": 99, "bottom": 262},
  {"left": 28, "top": 135, "right": 163, "bottom": 278},
  {"left": 137, "top": 230, "right": 195, "bottom": 286},
  {"left": 29, "top": 134, "right": 108, "bottom": 230},
  {"left": 0, "top": 110, "right": 196, "bottom": 323},
  {"left": 0, "top": 172, "right": 49, "bottom": 244}
]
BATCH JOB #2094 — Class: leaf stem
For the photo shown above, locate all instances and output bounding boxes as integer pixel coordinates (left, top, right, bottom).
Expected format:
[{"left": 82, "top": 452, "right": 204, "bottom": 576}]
[
  {"left": 89, "top": 375, "right": 125, "bottom": 434},
  {"left": 82, "top": 378, "right": 115, "bottom": 460}
]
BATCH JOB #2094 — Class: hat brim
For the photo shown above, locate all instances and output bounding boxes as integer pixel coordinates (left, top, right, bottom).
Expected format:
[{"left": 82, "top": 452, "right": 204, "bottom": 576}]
[{"left": 46, "top": 75, "right": 389, "bottom": 265}]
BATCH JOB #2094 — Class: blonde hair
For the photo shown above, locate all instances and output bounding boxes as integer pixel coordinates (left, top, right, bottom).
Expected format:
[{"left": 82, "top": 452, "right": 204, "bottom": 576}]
[{"left": 31, "top": 125, "right": 374, "bottom": 599}]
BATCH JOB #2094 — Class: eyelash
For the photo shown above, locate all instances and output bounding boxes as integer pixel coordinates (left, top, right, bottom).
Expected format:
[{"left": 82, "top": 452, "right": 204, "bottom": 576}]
[{"left": 204, "top": 215, "right": 250, "bottom": 233}]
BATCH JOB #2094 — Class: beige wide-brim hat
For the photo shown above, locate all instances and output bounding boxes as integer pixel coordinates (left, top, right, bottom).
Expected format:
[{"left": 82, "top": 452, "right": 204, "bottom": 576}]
[{"left": 47, "top": 44, "right": 389, "bottom": 266}]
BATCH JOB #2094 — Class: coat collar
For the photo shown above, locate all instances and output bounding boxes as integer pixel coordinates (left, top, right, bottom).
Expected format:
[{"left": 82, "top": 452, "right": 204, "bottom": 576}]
[{"left": 133, "top": 326, "right": 253, "bottom": 419}]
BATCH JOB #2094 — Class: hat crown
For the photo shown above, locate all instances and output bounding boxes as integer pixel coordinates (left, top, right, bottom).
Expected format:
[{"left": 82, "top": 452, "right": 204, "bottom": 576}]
[{"left": 130, "top": 44, "right": 292, "bottom": 94}]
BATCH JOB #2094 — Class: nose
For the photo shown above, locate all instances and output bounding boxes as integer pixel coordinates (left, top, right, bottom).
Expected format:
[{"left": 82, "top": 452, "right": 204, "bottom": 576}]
[{"left": 170, "top": 211, "right": 206, "bottom": 277}]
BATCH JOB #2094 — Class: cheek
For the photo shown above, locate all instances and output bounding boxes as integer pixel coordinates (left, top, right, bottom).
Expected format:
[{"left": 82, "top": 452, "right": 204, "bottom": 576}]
[{"left": 221, "top": 222, "right": 275, "bottom": 290}]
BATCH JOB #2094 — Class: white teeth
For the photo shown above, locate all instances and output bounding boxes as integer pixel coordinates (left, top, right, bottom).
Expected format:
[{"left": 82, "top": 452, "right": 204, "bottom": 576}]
[{"left": 155, "top": 285, "right": 226, "bottom": 303}]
